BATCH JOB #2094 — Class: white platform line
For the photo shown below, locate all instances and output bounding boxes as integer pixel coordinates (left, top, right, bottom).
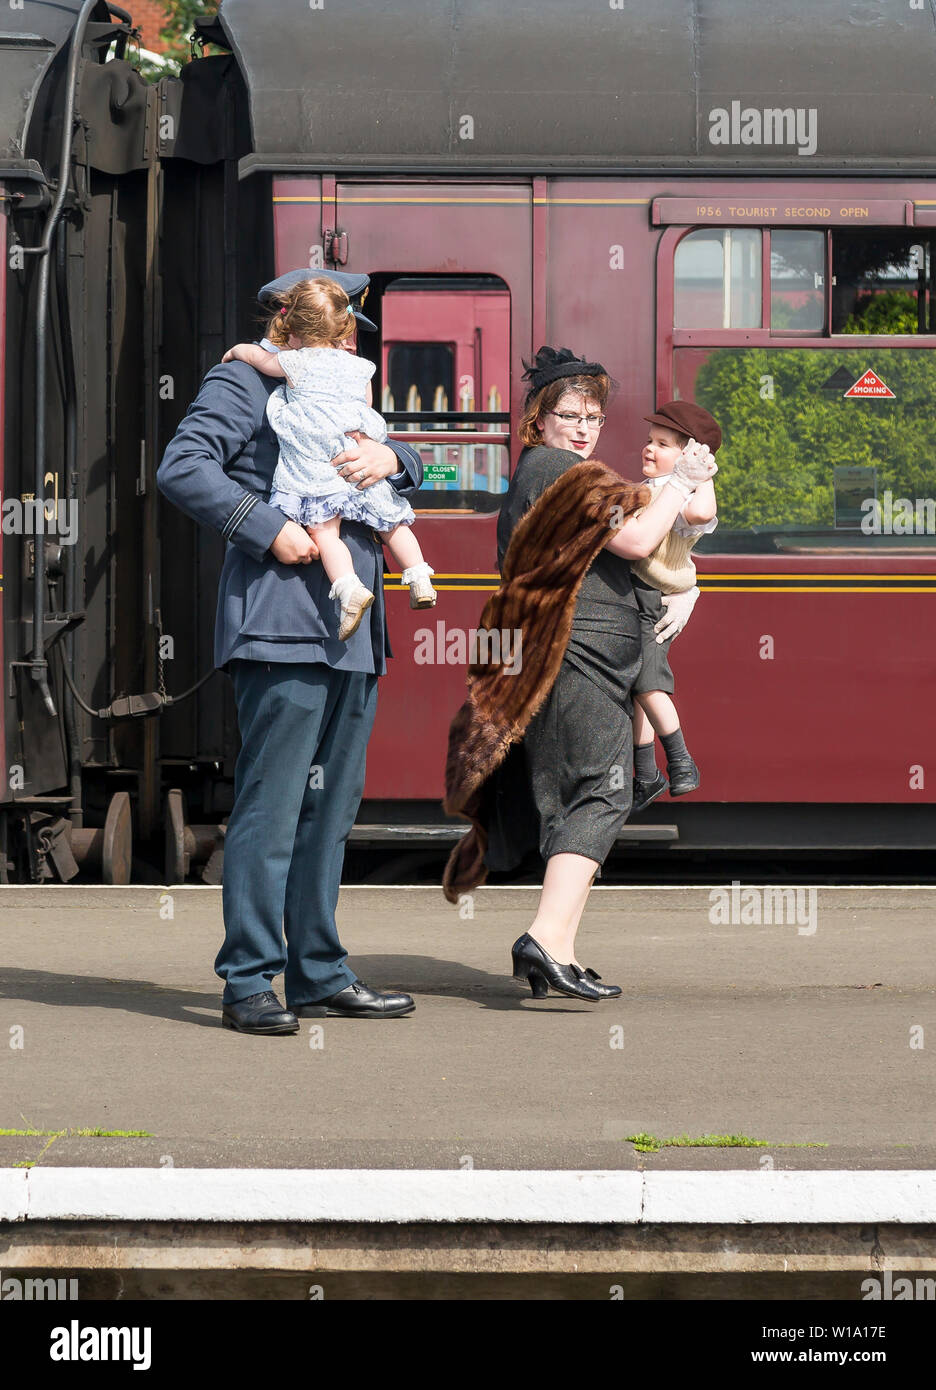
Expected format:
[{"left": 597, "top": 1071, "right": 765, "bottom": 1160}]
[
  {"left": 0, "top": 1169, "right": 28, "bottom": 1221},
  {"left": 1, "top": 884, "right": 932, "bottom": 895},
  {"left": 2, "top": 1169, "right": 935, "bottom": 1225}
]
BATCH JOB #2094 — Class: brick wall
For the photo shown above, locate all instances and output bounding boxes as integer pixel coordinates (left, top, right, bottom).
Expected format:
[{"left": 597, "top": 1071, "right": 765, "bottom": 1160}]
[{"left": 129, "top": 1, "right": 175, "bottom": 54}]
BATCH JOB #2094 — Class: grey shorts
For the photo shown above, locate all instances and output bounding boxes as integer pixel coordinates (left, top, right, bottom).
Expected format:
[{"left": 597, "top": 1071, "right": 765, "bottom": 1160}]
[{"left": 631, "top": 577, "right": 675, "bottom": 696}]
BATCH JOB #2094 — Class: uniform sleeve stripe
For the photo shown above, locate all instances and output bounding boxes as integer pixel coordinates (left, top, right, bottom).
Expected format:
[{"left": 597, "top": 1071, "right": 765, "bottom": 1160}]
[{"left": 221, "top": 493, "right": 259, "bottom": 539}]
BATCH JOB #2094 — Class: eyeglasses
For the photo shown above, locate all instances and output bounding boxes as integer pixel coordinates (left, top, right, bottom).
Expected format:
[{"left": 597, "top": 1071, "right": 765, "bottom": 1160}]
[{"left": 548, "top": 411, "right": 606, "bottom": 429}]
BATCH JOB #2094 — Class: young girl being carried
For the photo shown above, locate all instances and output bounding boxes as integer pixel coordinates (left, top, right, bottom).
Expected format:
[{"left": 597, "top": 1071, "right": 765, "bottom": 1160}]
[{"left": 223, "top": 276, "right": 436, "bottom": 640}]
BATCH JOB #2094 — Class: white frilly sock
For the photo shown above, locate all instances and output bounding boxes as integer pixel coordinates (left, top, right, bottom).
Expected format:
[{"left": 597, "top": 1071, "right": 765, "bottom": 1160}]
[
  {"left": 401, "top": 563, "right": 434, "bottom": 585},
  {"left": 329, "top": 573, "right": 360, "bottom": 602}
]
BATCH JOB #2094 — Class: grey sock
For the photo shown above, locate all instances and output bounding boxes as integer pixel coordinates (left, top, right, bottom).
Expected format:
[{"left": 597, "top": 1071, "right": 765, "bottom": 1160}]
[
  {"left": 634, "top": 742, "right": 658, "bottom": 781},
  {"left": 660, "top": 728, "right": 689, "bottom": 764}
]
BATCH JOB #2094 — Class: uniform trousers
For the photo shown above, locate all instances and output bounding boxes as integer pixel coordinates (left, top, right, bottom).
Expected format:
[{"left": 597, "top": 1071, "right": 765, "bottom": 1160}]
[{"left": 216, "top": 658, "right": 378, "bottom": 1005}]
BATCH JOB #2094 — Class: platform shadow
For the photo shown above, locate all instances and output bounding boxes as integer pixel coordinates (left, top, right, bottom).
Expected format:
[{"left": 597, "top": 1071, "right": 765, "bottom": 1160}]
[
  {"left": 346, "top": 954, "right": 602, "bottom": 1015},
  {"left": 0, "top": 953, "right": 597, "bottom": 1026},
  {"left": 0, "top": 968, "right": 223, "bottom": 1030}
]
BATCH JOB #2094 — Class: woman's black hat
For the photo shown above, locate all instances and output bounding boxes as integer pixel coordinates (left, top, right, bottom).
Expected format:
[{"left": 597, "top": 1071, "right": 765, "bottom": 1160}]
[{"left": 520, "top": 345, "right": 608, "bottom": 398}]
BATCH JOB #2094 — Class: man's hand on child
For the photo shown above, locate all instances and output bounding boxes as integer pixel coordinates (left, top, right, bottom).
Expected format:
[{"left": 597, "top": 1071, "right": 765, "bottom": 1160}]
[
  {"left": 270, "top": 520, "right": 320, "bottom": 564},
  {"left": 654, "top": 584, "right": 700, "bottom": 643},
  {"left": 332, "top": 432, "right": 399, "bottom": 489}
]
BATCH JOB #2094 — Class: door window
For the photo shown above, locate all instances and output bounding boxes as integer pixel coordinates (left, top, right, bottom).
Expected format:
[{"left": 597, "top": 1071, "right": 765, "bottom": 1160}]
[{"left": 375, "top": 274, "right": 511, "bottom": 512}]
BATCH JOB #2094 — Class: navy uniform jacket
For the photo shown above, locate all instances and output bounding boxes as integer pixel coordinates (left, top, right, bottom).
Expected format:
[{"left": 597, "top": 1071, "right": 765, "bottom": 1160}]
[{"left": 156, "top": 358, "right": 422, "bottom": 675}]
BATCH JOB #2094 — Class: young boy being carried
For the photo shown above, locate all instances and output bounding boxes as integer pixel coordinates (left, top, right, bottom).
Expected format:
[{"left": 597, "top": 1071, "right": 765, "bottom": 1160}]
[{"left": 629, "top": 401, "right": 721, "bottom": 814}]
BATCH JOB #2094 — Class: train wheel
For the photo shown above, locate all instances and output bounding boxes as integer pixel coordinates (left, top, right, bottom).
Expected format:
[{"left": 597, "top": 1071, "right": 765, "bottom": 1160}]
[
  {"left": 101, "top": 791, "right": 133, "bottom": 885},
  {"left": 165, "top": 787, "right": 190, "bottom": 884}
]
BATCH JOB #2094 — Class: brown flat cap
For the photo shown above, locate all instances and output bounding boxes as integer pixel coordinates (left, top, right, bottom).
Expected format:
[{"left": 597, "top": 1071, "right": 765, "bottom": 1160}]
[{"left": 644, "top": 400, "right": 721, "bottom": 453}]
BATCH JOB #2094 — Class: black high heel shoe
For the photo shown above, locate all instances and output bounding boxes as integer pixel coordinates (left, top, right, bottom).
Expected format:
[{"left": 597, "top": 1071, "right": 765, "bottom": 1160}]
[
  {"left": 510, "top": 933, "right": 602, "bottom": 1001},
  {"left": 575, "top": 966, "right": 622, "bottom": 999}
]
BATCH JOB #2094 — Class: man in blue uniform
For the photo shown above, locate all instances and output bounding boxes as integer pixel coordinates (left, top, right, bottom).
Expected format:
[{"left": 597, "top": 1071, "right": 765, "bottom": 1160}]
[{"left": 157, "top": 269, "right": 419, "bottom": 1033}]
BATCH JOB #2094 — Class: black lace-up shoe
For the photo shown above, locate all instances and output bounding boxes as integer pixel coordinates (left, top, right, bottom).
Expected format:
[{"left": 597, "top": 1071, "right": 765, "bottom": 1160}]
[
  {"left": 221, "top": 990, "right": 299, "bottom": 1035},
  {"left": 631, "top": 769, "right": 668, "bottom": 816},
  {"left": 666, "top": 755, "right": 700, "bottom": 797},
  {"left": 290, "top": 981, "right": 415, "bottom": 1018}
]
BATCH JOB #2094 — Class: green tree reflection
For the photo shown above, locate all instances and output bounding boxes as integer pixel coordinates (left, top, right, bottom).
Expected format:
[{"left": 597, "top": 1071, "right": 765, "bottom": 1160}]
[{"left": 692, "top": 348, "right": 936, "bottom": 531}]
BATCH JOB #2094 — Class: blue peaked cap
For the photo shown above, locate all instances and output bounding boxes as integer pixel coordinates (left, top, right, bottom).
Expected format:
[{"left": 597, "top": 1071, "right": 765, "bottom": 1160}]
[{"left": 257, "top": 267, "right": 377, "bottom": 331}]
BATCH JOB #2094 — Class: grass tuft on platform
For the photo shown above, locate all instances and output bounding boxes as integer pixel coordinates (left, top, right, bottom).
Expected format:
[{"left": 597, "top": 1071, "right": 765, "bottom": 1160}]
[{"left": 624, "top": 1131, "right": 827, "bottom": 1153}]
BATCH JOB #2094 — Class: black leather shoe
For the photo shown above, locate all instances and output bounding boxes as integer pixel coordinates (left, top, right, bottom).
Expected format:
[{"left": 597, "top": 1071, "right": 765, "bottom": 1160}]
[
  {"left": 221, "top": 990, "right": 299, "bottom": 1035},
  {"left": 511, "top": 933, "right": 601, "bottom": 1001},
  {"left": 667, "top": 755, "right": 700, "bottom": 796},
  {"left": 290, "top": 980, "right": 415, "bottom": 1018},
  {"left": 576, "top": 966, "right": 622, "bottom": 998},
  {"left": 631, "top": 769, "right": 668, "bottom": 816}
]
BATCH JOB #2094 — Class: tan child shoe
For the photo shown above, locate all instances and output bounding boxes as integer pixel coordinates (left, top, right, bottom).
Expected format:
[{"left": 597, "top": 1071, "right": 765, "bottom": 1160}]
[{"left": 334, "top": 578, "right": 375, "bottom": 640}]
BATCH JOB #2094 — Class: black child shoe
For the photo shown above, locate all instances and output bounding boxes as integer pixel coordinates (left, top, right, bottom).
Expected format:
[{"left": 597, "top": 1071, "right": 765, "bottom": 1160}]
[
  {"left": 510, "top": 933, "right": 602, "bottom": 1001},
  {"left": 221, "top": 990, "right": 300, "bottom": 1035},
  {"left": 289, "top": 980, "right": 415, "bottom": 1018},
  {"left": 666, "top": 755, "right": 700, "bottom": 797},
  {"left": 631, "top": 769, "right": 668, "bottom": 816}
]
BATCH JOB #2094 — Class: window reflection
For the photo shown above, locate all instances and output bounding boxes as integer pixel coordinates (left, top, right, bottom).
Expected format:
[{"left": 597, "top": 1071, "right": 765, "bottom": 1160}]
[
  {"left": 673, "top": 345, "right": 936, "bottom": 551},
  {"left": 770, "top": 230, "right": 825, "bottom": 332},
  {"left": 675, "top": 228, "right": 761, "bottom": 329},
  {"left": 831, "top": 231, "right": 934, "bottom": 334}
]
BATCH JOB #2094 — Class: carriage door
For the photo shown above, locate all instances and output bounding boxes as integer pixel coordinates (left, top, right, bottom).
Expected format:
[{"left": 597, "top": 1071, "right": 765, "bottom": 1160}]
[{"left": 330, "top": 179, "right": 534, "bottom": 802}]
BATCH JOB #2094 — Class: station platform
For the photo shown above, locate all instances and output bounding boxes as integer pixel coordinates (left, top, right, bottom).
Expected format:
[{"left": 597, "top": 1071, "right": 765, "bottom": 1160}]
[
  {"left": 2, "top": 883, "right": 935, "bottom": 1295},
  {"left": 1, "top": 883, "right": 934, "bottom": 1172}
]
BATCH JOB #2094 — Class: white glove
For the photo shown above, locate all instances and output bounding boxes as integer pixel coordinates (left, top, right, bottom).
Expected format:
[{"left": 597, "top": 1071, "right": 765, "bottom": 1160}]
[
  {"left": 666, "top": 439, "right": 718, "bottom": 499},
  {"left": 654, "top": 585, "right": 699, "bottom": 643}
]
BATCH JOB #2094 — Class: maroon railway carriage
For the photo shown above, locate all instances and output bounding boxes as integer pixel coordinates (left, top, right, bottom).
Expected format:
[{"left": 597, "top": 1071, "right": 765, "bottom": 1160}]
[{"left": 1, "top": 0, "right": 935, "bottom": 882}]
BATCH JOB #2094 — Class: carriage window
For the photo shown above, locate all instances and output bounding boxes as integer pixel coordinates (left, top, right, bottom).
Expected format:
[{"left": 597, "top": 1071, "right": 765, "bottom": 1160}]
[
  {"left": 665, "top": 222, "right": 936, "bottom": 552},
  {"left": 378, "top": 274, "right": 510, "bottom": 512},
  {"left": 674, "top": 228, "right": 761, "bottom": 329},
  {"left": 831, "top": 231, "right": 935, "bottom": 334},
  {"left": 673, "top": 345, "right": 936, "bottom": 553},
  {"left": 770, "top": 230, "right": 825, "bottom": 332}
]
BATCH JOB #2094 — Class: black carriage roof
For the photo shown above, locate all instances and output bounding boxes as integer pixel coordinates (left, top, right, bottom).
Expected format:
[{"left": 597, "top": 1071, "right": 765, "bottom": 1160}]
[{"left": 212, "top": 0, "right": 936, "bottom": 175}]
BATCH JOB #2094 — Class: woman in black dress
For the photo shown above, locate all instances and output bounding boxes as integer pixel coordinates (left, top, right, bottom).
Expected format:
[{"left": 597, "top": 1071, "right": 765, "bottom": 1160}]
[{"left": 488, "top": 347, "right": 715, "bottom": 1002}]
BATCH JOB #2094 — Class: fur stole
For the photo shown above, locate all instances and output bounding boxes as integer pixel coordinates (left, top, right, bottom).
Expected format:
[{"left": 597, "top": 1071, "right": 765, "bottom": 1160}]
[{"left": 442, "top": 459, "right": 648, "bottom": 903}]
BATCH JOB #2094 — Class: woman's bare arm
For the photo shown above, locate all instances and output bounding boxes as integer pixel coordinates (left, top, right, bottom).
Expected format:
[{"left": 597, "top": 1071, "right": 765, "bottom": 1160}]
[
  {"left": 605, "top": 482, "right": 690, "bottom": 559},
  {"left": 606, "top": 441, "right": 717, "bottom": 558}
]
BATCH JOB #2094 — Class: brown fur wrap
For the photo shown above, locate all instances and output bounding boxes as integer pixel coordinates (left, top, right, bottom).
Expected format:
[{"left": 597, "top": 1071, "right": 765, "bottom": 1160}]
[{"left": 442, "top": 459, "right": 649, "bottom": 903}]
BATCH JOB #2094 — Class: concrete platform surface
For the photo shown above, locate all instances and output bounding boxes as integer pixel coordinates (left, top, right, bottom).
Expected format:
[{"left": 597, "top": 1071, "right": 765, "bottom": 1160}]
[{"left": 0, "top": 885, "right": 934, "bottom": 1171}]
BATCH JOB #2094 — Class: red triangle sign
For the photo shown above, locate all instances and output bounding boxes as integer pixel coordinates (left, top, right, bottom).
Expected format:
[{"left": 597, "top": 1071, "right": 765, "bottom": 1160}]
[{"left": 843, "top": 369, "right": 896, "bottom": 399}]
